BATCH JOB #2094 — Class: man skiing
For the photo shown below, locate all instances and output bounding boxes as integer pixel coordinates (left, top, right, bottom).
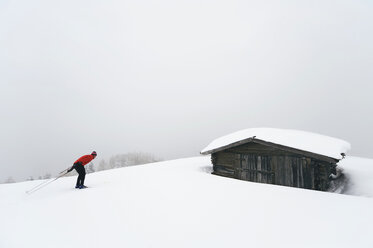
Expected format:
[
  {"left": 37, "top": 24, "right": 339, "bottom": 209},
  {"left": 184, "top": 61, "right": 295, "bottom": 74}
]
[{"left": 67, "top": 151, "right": 97, "bottom": 189}]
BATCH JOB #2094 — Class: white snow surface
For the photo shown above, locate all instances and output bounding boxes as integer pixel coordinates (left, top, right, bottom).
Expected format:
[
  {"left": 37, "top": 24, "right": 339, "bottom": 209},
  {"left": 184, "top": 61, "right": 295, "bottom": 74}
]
[
  {"left": 1, "top": 156, "right": 373, "bottom": 248},
  {"left": 201, "top": 128, "right": 351, "bottom": 160}
]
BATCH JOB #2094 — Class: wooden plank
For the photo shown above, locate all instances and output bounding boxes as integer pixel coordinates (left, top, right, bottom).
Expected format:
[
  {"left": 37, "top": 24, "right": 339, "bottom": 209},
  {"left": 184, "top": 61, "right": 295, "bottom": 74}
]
[
  {"left": 257, "top": 156, "right": 262, "bottom": 183},
  {"left": 284, "top": 156, "right": 291, "bottom": 186},
  {"left": 228, "top": 143, "right": 277, "bottom": 154},
  {"left": 291, "top": 158, "right": 296, "bottom": 186},
  {"left": 235, "top": 168, "right": 275, "bottom": 175},
  {"left": 212, "top": 171, "right": 235, "bottom": 179},
  {"left": 252, "top": 139, "right": 339, "bottom": 164},
  {"left": 211, "top": 144, "right": 335, "bottom": 191},
  {"left": 213, "top": 164, "right": 235, "bottom": 173}
]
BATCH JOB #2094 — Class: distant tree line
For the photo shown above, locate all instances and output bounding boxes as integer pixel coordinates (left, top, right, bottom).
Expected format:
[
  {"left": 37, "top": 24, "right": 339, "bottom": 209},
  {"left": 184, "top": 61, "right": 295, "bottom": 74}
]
[
  {"left": 2, "top": 152, "right": 162, "bottom": 184},
  {"left": 96, "top": 152, "right": 162, "bottom": 171}
]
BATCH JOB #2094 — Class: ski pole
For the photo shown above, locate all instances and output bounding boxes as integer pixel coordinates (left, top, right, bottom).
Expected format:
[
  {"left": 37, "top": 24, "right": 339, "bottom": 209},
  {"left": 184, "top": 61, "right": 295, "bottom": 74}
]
[
  {"left": 59, "top": 167, "right": 71, "bottom": 174},
  {"left": 26, "top": 172, "right": 66, "bottom": 194},
  {"left": 26, "top": 171, "right": 69, "bottom": 195},
  {"left": 28, "top": 169, "right": 69, "bottom": 192},
  {"left": 26, "top": 179, "right": 51, "bottom": 194}
]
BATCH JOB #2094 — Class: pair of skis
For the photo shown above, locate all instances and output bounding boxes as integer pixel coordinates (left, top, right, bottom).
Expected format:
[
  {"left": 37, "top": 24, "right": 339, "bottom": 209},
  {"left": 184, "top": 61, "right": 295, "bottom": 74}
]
[{"left": 26, "top": 169, "right": 69, "bottom": 195}]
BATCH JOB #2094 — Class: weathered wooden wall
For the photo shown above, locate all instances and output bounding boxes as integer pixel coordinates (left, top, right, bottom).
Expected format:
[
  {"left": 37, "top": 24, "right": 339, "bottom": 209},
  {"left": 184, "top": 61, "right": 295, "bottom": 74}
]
[{"left": 211, "top": 142, "right": 335, "bottom": 191}]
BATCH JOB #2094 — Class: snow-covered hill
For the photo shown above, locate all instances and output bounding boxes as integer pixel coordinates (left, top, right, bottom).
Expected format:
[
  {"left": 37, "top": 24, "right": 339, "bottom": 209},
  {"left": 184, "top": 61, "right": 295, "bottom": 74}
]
[{"left": 1, "top": 156, "right": 373, "bottom": 248}]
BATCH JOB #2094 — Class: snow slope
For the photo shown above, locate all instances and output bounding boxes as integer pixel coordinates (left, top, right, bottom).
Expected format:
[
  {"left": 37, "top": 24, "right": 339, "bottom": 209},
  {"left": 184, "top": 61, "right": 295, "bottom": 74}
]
[{"left": 1, "top": 156, "right": 373, "bottom": 248}]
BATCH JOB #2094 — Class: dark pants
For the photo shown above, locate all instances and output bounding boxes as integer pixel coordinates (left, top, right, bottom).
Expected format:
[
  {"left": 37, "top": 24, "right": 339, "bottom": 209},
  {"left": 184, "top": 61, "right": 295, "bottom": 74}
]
[{"left": 74, "top": 163, "right": 86, "bottom": 186}]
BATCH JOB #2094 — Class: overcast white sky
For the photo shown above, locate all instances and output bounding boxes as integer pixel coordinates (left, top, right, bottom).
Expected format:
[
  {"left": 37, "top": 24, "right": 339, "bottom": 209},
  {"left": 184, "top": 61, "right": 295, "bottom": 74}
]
[{"left": 1, "top": 0, "right": 372, "bottom": 182}]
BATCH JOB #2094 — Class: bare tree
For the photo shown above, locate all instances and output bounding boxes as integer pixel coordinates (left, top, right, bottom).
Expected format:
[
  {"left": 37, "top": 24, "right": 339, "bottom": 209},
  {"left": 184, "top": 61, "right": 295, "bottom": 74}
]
[
  {"left": 97, "top": 159, "right": 108, "bottom": 171},
  {"left": 107, "top": 152, "right": 161, "bottom": 169},
  {"left": 86, "top": 162, "right": 95, "bottom": 173},
  {"left": 43, "top": 173, "right": 52, "bottom": 179},
  {"left": 95, "top": 152, "right": 162, "bottom": 172},
  {"left": 5, "top": 177, "right": 15, "bottom": 184}
]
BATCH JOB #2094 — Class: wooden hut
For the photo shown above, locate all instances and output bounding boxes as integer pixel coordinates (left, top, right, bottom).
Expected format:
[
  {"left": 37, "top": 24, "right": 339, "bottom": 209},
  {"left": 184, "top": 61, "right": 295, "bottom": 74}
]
[{"left": 201, "top": 128, "right": 350, "bottom": 191}]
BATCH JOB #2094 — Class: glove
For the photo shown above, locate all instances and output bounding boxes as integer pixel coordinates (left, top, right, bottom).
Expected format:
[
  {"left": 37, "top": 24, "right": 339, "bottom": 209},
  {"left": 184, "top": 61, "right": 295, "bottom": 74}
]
[{"left": 67, "top": 166, "right": 74, "bottom": 173}]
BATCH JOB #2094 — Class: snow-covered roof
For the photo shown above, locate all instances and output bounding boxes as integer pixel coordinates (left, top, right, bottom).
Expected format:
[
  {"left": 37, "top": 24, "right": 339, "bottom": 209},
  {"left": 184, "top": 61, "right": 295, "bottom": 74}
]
[{"left": 201, "top": 128, "right": 351, "bottom": 160}]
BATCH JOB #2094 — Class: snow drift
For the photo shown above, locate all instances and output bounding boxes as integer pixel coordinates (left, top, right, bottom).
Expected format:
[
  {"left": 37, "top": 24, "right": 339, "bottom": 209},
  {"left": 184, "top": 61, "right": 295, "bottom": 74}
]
[
  {"left": 1, "top": 156, "right": 373, "bottom": 248},
  {"left": 201, "top": 128, "right": 351, "bottom": 160}
]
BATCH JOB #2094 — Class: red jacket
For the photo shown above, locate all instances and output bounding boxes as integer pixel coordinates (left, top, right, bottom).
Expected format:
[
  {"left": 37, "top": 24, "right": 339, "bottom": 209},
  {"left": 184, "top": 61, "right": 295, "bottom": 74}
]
[{"left": 74, "top": 155, "right": 95, "bottom": 166}]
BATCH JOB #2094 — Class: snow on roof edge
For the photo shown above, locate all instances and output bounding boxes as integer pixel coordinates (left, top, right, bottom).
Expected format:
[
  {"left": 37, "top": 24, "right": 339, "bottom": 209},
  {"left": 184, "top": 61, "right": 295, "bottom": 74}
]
[{"left": 201, "top": 128, "right": 351, "bottom": 160}]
